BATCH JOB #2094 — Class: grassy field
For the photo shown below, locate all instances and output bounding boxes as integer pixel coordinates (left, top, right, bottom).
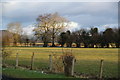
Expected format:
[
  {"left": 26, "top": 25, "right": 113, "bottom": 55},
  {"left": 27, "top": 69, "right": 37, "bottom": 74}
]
[
  {"left": 3, "top": 67, "right": 67, "bottom": 78},
  {"left": 3, "top": 47, "right": 118, "bottom": 78}
]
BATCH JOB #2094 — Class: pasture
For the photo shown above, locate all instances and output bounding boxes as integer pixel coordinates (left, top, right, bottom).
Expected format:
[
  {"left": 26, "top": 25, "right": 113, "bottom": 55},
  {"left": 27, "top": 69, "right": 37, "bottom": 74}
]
[{"left": 3, "top": 47, "right": 118, "bottom": 78}]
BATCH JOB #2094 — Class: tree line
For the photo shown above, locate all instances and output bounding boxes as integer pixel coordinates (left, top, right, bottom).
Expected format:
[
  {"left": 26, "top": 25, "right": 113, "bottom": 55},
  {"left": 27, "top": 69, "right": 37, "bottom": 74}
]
[
  {"left": 58, "top": 28, "right": 120, "bottom": 48},
  {"left": 2, "top": 12, "right": 120, "bottom": 48}
]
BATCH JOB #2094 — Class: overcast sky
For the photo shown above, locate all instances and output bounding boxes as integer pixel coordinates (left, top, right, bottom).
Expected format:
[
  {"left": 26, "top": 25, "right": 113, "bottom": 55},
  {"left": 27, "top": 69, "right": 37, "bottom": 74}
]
[{"left": 0, "top": 0, "right": 119, "bottom": 35}]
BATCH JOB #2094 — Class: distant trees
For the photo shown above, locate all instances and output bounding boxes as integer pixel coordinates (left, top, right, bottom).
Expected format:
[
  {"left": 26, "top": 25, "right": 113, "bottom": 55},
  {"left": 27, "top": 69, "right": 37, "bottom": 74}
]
[
  {"left": 20, "top": 35, "right": 29, "bottom": 46},
  {"left": 81, "top": 29, "right": 90, "bottom": 48},
  {"left": 1, "top": 22, "right": 23, "bottom": 46},
  {"left": 58, "top": 32, "right": 67, "bottom": 47},
  {"left": 66, "top": 30, "right": 74, "bottom": 47},
  {"left": 72, "top": 29, "right": 89, "bottom": 48},
  {"left": 4, "top": 13, "right": 119, "bottom": 48},
  {"left": 7, "top": 22, "right": 23, "bottom": 46},
  {"left": 89, "top": 28, "right": 99, "bottom": 48},
  {"left": 72, "top": 29, "right": 90, "bottom": 48},
  {"left": 113, "top": 28, "right": 120, "bottom": 48},
  {"left": 4, "top": 20, "right": 119, "bottom": 48},
  {"left": 34, "top": 13, "right": 68, "bottom": 47},
  {"left": 102, "top": 28, "right": 114, "bottom": 48},
  {"left": 49, "top": 13, "right": 68, "bottom": 47},
  {"left": 34, "top": 13, "right": 51, "bottom": 47},
  {"left": 72, "top": 30, "right": 82, "bottom": 48},
  {"left": 58, "top": 27, "right": 120, "bottom": 48},
  {"left": 2, "top": 30, "right": 13, "bottom": 46},
  {"left": 29, "top": 37, "right": 36, "bottom": 46},
  {"left": 58, "top": 30, "right": 74, "bottom": 47}
]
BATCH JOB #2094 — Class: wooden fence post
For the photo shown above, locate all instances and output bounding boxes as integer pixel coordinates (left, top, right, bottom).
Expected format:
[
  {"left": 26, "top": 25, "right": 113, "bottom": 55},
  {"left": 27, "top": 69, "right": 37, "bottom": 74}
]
[
  {"left": 15, "top": 53, "right": 18, "bottom": 68},
  {"left": 30, "top": 52, "right": 34, "bottom": 70},
  {"left": 99, "top": 59, "right": 104, "bottom": 79},
  {"left": 71, "top": 58, "right": 75, "bottom": 76},
  {"left": 49, "top": 54, "right": 52, "bottom": 72}
]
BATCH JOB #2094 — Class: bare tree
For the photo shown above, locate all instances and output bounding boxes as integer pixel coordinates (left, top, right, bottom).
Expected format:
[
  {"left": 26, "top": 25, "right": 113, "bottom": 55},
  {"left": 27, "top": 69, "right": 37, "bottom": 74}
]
[
  {"left": 7, "top": 22, "right": 23, "bottom": 46},
  {"left": 34, "top": 13, "right": 69, "bottom": 47},
  {"left": 34, "top": 13, "right": 51, "bottom": 47},
  {"left": 49, "top": 13, "right": 68, "bottom": 47},
  {"left": 1, "top": 30, "right": 13, "bottom": 46}
]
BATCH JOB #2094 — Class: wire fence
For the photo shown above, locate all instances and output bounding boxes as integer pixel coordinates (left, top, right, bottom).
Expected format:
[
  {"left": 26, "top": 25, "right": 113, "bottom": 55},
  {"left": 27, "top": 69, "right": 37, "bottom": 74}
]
[{"left": 3, "top": 51, "right": 118, "bottom": 78}]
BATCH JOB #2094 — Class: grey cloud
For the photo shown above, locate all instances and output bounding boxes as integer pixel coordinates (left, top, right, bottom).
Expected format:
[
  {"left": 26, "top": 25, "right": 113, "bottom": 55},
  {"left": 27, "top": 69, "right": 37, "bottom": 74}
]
[
  {"left": 1, "top": 0, "right": 119, "bottom": 2},
  {"left": 2, "top": 2, "right": 118, "bottom": 31}
]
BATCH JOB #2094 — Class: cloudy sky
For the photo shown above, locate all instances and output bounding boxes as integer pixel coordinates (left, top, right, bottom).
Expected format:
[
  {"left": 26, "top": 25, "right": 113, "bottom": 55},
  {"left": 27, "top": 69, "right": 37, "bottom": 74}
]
[{"left": 1, "top": 0, "right": 119, "bottom": 35}]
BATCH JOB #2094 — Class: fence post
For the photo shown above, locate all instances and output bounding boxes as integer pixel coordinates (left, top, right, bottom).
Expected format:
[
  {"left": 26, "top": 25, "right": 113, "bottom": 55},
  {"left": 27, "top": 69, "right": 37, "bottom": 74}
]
[
  {"left": 15, "top": 53, "right": 18, "bottom": 68},
  {"left": 30, "top": 52, "right": 34, "bottom": 70},
  {"left": 99, "top": 59, "right": 104, "bottom": 79},
  {"left": 49, "top": 54, "right": 52, "bottom": 72},
  {"left": 71, "top": 58, "right": 75, "bottom": 76}
]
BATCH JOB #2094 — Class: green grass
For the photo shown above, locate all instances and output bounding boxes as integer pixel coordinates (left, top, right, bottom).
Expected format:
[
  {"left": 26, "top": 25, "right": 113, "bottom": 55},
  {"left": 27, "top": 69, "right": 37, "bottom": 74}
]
[
  {"left": 3, "top": 47, "right": 118, "bottom": 78},
  {"left": 2, "top": 67, "right": 66, "bottom": 78}
]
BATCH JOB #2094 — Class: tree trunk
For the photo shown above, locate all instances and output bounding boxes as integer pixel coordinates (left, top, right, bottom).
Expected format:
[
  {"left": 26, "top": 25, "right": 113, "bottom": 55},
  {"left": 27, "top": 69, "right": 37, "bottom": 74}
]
[
  {"left": 52, "top": 28, "right": 55, "bottom": 47},
  {"left": 52, "top": 36, "right": 55, "bottom": 47},
  {"left": 84, "top": 44, "right": 88, "bottom": 48},
  {"left": 118, "top": 43, "right": 120, "bottom": 48},
  {"left": 61, "top": 44, "right": 64, "bottom": 47},
  {"left": 66, "top": 43, "right": 69, "bottom": 47},
  {"left": 43, "top": 42, "right": 48, "bottom": 47},
  {"left": 106, "top": 43, "right": 109, "bottom": 48},
  {"left": 115, "top": 43, "right": 119, "bottom": 48},
  {"left": 76, "top": 43, "right": 80, "bottom": 48},
  {"left": 101, "top": 43, "right": 104, "bottom": 48},
  {"left": 91, "top": 44, "right": 94, "bottom": 48},
  {"left": 14, "top": 41, "right": 17, "bottom": 46},
  {"left": 70, "top": 43, "right": 72, "bottom": 47}
]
